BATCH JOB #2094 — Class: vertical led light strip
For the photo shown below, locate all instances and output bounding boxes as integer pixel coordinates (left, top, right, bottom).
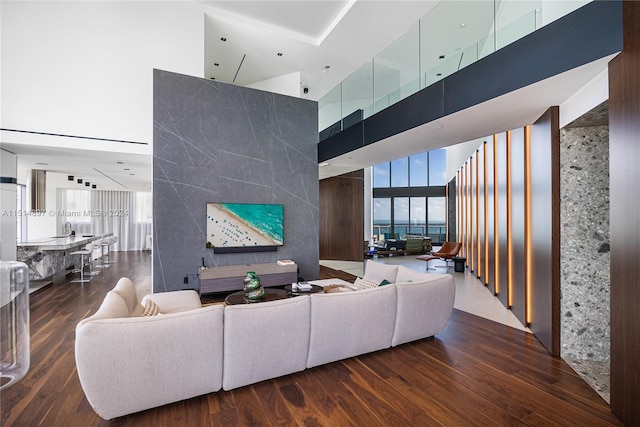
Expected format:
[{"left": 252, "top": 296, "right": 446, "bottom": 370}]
[
  {"left": 484, "top": 142, "right": 489, "bottom": 284},
  {"left": 445, "top": 183, "right": 449, "bottom": 241},
  {"left": 462, "top": 163, "right": 466, "bottom": 257},
  {"left": 507, "top": 131, "right": 513, "bottom": 307},
  {"left": 493, "top": 134, "right": 499, "bottom": 295},
  {"left": 457, "top": 170, "right": 461, "bottom": 247},
  {"left": 476, "top": 149, "right": 480, "bottom": 277},
  {"left": 465, "top": 162, "right": 469, "bottom": 260},
  {"left": 524, "top": 126, "right": 532, "bottom": 324},
  {"left": 470, "top": 153, "right": 475, "bottom": 273}
]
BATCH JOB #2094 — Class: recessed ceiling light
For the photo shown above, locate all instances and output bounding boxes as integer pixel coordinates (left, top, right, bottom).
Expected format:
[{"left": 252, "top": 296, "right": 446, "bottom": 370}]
[
  {"left": 220, "top": 37, "right": 227, "bottom": 42},
  {"left": 92, "top": 185, "right": 96, "bottom": 189},
  {"left": 116, "top": 161, "right": 124, "bottom": 164},
  {"left": 322, "top": 65, "right": 331, "bottom": 73},
  {"left": 460, "top": 23, "right": 466, "bottom": 28},
  {"left": 214, "top": 63, "right": 219, "bottom": 66},
  {"left": 35, "top": 162, "right": 48, "bottom": 165},
  {"left": 124, "top": 168, "right": 130, "bottom": 171},
  {"left": 129, "top": 173, "right": 135, "bottom": 176},
  {"left": 439, "top": 55, "right": 445, "bottom": 59},
  {"left": 77, "top": 179, "right": 83, "bottom": 184},
  {"left": 85, "top": 182, "right": 90, "bottom": 187},
  {"left": 68, "top": 175, "right": 74, "bottom": 181},
  {"left": 437, "top": 73, "right": 442, "bottom": 76},
  {"left": 277, "top": 52, "right": 283, "bottom": 56}
]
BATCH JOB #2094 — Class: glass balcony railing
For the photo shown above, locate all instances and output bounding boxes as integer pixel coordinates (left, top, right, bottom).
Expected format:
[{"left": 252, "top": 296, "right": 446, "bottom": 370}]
[{"left": 319, "top": 0, "right": 590, "bottom": 138}]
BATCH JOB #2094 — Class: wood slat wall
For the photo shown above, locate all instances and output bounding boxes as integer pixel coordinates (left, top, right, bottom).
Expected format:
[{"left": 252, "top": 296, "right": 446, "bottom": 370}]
[
  {"left": 319, "top": 170, "right": 364, "bottom": 261},
  {"left": 455, "top": 109, "right": 560, "bottom": 356},
  {"left": 609, "top": 1, "right": 640, "bottom": 423}
]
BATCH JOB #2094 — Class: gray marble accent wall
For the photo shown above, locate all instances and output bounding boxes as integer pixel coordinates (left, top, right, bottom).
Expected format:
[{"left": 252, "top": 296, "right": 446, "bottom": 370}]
[
  {"left": 153, "top": 69, "right": 319, "bottom": 292},
  {"left": 560, "top": 124, "right": 610, "bottom": 400}
]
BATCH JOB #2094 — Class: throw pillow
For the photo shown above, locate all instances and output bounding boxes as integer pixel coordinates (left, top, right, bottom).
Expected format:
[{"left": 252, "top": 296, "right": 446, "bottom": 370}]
[
  {"left": 352, "top": 277, "right": 379, "bottom": 290},
  {"left": 142, "top": 299, "right": 160, "bottom": 316},
  {"left": 379, "top": 279, "right": 391, "bottom": 286}
]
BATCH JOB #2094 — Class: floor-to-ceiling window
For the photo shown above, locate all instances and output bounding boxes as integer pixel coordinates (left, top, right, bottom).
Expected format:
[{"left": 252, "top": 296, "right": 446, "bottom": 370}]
[{"left": 372, "top": 149, "right": 447, "bottom": 244}]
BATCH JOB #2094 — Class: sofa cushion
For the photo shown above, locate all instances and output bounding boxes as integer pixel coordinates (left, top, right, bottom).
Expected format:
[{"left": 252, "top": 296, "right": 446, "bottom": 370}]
[
  {"left": 307, "top": 285, "right": 397, "bottom": 368},
  {"left": 223, "top": 296, "right": 310, "bottom": 390},
  {"left": 352, "top": 277, "right": 379, "bottom": 290},
  {"left": 392, "top": 274, "right": 456, "bottom": 347},
  {"left": 111, "top": 277, "right": 138, "bottom": 315},
  {"left": 363, "top": 260, "right": 399, "bottom": 284},
  {"left": 77, "top": 291, "right": 130, "bottom": 327}
]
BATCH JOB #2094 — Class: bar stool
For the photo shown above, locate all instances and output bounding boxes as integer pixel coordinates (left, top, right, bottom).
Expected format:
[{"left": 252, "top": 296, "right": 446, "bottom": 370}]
[
  {"left": 86, "top": 242, "right": 102, "bottom": 275},
  {"left": 100, "top": 238, "right": 112, "bottom": 268},
  {"left": 70, "top": 244, "right": 92, "bottom": 283},
  {"left": 92, "top": 239, "right": 104, "bottom": 269},
  {"left": 104, "top": 236, "right": 118, "bottom": 264}
]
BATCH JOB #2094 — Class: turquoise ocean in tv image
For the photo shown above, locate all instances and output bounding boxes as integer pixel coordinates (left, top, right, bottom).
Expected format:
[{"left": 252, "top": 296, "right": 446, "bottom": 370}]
[{"left": 207, "top": 203, "right": 284, "bottom": 247}]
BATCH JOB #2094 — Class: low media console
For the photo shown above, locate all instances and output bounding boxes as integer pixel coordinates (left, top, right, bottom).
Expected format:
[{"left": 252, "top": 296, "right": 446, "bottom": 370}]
[{"left": 199, "top": 262, "right": 297, "bottom": 294}]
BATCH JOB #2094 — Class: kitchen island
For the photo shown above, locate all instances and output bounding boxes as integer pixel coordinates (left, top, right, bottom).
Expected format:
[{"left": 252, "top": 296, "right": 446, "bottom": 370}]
[{"left": 17, "top": 234, "right": 111, "bottom": 283}]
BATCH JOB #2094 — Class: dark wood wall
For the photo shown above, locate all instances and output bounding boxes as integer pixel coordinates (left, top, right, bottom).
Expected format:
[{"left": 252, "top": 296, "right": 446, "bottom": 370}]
[
  {"left": 528, "top": 107, "right": 561, "bottom": 357},
  {"left": 319, "top": 170, "right": 364, "bottom": 261},
  {"left": 510, "top": 127, "right": 527, "bottom": 325},
  {"left": 609, "top": 1, "right": 640, "bottom": 424}
]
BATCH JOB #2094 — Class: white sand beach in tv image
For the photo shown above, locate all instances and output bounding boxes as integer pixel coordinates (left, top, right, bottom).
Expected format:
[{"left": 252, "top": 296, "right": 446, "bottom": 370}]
[{"left": 206, "top": 203, "right": 282, "bottom": 248}]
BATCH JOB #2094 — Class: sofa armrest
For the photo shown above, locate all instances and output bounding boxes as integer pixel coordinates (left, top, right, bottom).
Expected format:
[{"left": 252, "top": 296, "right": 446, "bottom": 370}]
[
  {"left": 75, "top": 305, "right": 223, "bottom": 420},
  {"left": 391, "top": 274, "right": 455, "bottom": 346},
  {"left": 141, "top": 290, "right": 202, "bottom": 314}
]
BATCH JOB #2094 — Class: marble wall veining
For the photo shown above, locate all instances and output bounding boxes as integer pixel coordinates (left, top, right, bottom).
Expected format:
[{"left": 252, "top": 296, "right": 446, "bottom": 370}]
[
  {"left": 152, "top": 69, "right": 319, "bottom": 293},
  {"left": 560, "top": 124, "right": 610, "bottom": 400}
]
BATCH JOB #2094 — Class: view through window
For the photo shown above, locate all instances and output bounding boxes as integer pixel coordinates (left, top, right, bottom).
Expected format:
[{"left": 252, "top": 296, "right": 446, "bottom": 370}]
[{"left": 373, "top": 149, "right": 447, "bottom": 244}]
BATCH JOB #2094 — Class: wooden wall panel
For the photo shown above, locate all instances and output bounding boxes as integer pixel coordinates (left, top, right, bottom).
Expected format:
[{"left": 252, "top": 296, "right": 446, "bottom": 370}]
[
  {"left": 319, "top": 170, "right": 364, "bottom": 261},
  {"left": 609, "top": 1, "right": 640, "bottom": 423},
  {"left": 485, "top": 137, "right": 496, "bottom": 291},
  {"left": 496, "top": 132, "right": 509, "bottom": 307},
  {"left": 528, "top": 107, "right": 560, "bottom": 356},
  {"left": 510, "top": 127, "right": 527, "bottom": 325}
]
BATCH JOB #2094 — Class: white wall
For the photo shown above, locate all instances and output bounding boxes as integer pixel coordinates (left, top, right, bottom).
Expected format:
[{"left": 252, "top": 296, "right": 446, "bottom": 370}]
[
  {"left": 247, "top": 71, "right": 301, "bottom": 98},
  {"left": 1, "top": 150, "right": 17, "bottom": 260},
  {"left": 560, "top": 68, "right": 608, "bottom": 128},
  {"left": 445, "top": 137, "right": 485, "bottom": 182},
  {"left": 1, "top": 1, "right": 205, "bottom": 147}
]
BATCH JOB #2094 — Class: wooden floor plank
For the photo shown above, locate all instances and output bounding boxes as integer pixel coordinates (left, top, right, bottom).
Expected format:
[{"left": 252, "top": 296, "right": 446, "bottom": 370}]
[{"left": 0, "top": 256, "right": 623, "bottom": 426}]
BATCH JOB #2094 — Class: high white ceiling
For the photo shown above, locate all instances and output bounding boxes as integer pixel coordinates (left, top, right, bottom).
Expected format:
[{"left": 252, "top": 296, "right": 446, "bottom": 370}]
[
  {"left": 5, "top": 0, "right": 440, "bottom": 192},
  {"left": 4, "top": 0, "right": 607, "bottom": 191},
  {"left": 201, "top": 0, "right": 440, "bottom": 100}
]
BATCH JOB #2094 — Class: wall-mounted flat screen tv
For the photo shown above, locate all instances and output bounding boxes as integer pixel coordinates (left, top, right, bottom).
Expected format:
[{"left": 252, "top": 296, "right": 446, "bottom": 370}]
[{"left": 206, "top": 203, "right": 284, "bottom": 253}]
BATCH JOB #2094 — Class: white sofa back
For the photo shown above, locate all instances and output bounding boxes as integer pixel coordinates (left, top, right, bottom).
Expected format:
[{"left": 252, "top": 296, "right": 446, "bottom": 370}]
[
  {"left": 306, "top": 285, "right": 397, "bottom": 368},
  {"left": 75, "top": 280, "right": 224, "bottom": 420},
  {"left": 223, "top": 296, "right": 311, "bottom": 390},
  {"left": 392, "top": 266, "right": 455, "bottom": 346}
]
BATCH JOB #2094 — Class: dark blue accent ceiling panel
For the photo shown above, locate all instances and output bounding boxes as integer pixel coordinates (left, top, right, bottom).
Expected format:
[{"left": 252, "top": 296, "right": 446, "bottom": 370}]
[
  {"left": 318, "top": 0, "right": 623, "bottom": 163},
  {"left": 445, "top": 0, "right": 623, "bottom": 115}
]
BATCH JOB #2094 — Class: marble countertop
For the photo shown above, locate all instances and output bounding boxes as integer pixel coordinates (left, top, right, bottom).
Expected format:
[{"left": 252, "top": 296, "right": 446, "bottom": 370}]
[{"left": 17, "top": 234, "right": 110, "bottom": 250}]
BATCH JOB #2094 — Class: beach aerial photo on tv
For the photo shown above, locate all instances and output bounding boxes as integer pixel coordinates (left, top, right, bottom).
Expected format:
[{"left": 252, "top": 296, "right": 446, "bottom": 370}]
[{"left": 206, "top": 203, "right": 284, "bottom": 248}]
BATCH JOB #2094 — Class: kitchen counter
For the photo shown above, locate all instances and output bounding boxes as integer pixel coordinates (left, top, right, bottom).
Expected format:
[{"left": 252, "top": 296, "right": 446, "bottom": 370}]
[
  {"left": 17, "top": 235, "right": 96, "bottom": 250},
  {"left": 17, "top": 234, "right": 113, "bottom": 282}
]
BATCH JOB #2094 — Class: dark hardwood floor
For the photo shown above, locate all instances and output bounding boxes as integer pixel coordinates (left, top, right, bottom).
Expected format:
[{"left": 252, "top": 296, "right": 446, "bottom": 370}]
[{"left": 1, "top": 253, "right": 622, "bottom": 426}]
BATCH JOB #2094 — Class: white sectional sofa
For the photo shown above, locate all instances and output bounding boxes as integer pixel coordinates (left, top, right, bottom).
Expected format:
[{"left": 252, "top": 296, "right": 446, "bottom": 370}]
[{"left": 75, "top": 261, "right": 455, "bottom": 419}]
